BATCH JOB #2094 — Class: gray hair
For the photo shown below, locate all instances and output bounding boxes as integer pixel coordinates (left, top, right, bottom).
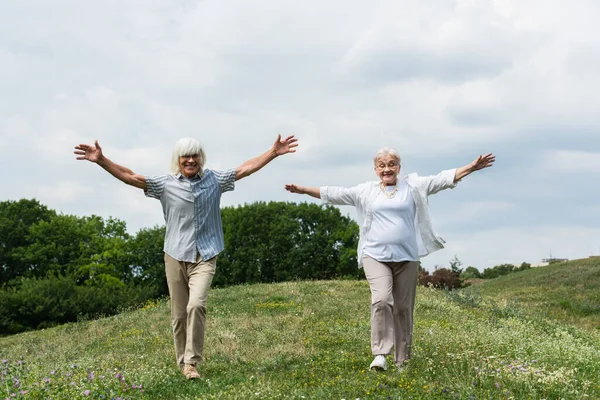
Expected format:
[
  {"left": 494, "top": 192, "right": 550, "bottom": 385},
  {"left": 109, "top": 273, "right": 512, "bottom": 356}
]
[
  {"left": 373, "top": 147, "right": 401, "bottom": 165},
  {"left": 170, "top": 138, "right": 206, "bottom": 174}
]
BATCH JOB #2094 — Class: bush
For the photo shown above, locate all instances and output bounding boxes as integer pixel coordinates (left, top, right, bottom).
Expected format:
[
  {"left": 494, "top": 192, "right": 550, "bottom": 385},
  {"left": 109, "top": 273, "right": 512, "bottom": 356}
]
[
  {"left": 419, "top": 268, "right": 463, "bottom": 290},
  {"left": 460, "top": 266, "right": 481, "bottom": 279},
  {"left": 0, "top": 276, "right": 154, "bottom": 335}
]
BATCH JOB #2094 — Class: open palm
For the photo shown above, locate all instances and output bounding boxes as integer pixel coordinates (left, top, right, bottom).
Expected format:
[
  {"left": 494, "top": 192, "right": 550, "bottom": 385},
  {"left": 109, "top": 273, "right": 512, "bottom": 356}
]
[
  {"left": 74, "top": 140, "right": 103, "bottom": 163},
  {"left": 273, "top": 134, "right": 299, "bottom": 156},
  {"left": 470, "top": 153, "right": 495, "bottom": 171}
]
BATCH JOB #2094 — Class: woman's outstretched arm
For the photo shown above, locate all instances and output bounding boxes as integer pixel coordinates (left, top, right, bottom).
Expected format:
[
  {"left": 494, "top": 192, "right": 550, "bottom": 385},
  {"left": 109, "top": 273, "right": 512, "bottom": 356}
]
[
  {"left": 284, "top": 184, "right": 321, "bottom": 199},
  {"left": 454, "top": 153, "right": 496, "bottom": 183}
]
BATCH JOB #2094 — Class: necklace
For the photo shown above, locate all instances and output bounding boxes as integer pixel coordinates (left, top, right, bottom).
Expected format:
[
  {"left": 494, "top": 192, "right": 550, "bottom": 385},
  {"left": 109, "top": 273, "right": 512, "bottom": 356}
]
[{"left": 380, "top": 182, "right": 398, "bottom": 199}]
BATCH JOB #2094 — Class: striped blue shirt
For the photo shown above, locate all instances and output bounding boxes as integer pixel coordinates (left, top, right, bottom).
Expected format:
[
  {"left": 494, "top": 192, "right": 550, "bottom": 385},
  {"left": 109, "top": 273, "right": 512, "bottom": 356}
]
[{"left": 145, "top": 168, "right": 236, "bottom": 262}]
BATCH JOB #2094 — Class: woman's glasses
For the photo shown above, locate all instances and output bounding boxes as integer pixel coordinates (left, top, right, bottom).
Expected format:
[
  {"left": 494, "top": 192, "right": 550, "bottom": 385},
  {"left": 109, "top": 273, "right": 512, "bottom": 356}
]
[{"left": 375, "top": 161, "right": 400, "bottom": 170}]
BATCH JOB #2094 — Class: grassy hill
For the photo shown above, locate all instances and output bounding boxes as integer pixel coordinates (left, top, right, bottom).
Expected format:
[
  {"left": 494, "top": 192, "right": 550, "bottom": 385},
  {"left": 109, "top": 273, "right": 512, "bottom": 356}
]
[
  {"left": 1, "top": 279, "right": 600, "bottom": 399},
  {"left": 465, "top": 257, "right": 600, "bottom": 331}
]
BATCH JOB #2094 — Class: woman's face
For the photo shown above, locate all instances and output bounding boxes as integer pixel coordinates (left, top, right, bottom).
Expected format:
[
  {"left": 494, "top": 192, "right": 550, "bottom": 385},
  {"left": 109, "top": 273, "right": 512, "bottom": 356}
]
[{"left": 374, "top": 154, "right": 400, "bottom": 186}]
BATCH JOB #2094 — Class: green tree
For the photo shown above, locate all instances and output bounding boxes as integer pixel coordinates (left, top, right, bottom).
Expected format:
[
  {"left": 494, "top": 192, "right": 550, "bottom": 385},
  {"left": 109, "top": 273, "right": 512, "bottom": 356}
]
[
  {"left": 515, "top": 262, "right": 531, "bottom": 272},
  {"left": 12, "top": 214, "right": 133, "bottom": 284},
  {"left": 0, "top": 199, "right": 55, "bottom": 285},
  {"left": 449, "top": 255, "right": 463, "bottom": 274},
  {"left": 216, "top": 202, "right": 360, "bottom": 287},
  {"left": 460, "top": 266, "right": 481, "bottom": 279},
  {"left": 129, "top": 225, "right": 168, "bottom": 296},
  {"left": 481, "top": 263, "right": 515, "bottom": 279}
]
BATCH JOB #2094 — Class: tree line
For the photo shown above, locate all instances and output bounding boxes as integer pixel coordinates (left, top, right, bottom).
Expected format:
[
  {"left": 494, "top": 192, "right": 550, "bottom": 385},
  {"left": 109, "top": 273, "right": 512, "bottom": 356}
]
[
  {"left": 0, "top": 199, "right": 532, "bottom": 335},
  {"left": 0, "top": 199, "right": 360, "bottom": 335}
]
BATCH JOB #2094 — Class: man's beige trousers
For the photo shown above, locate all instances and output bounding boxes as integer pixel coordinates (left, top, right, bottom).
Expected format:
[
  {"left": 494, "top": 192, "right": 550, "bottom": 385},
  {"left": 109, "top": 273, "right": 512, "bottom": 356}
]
[
  {"left": 362, "top": 257, "right": 418, "bottom": 366},
  {"left": 165, "top": 253, "right": 216, "bottom": 368}
]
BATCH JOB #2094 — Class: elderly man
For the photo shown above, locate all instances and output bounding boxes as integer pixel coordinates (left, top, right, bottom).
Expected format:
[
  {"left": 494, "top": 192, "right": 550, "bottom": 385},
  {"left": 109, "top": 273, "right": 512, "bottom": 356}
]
[{"left": 74, "top": 134, "right": 298, "bottom": 379}]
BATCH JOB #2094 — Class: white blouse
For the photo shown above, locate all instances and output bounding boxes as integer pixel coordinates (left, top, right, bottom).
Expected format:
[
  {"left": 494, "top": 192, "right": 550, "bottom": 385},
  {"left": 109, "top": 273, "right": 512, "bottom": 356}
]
[{"left": 362, "top": 181, "right": 419, "bottom": 262}]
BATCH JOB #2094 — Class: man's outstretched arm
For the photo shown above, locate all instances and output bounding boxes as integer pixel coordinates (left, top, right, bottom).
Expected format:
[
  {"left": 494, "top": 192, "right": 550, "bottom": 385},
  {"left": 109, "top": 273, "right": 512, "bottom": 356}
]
[
  {"left": 235, "top": 134, "right": 298, "bottom": 181},
  {"left": 74, "top": 140, "right": 147, "bottom": 190}
]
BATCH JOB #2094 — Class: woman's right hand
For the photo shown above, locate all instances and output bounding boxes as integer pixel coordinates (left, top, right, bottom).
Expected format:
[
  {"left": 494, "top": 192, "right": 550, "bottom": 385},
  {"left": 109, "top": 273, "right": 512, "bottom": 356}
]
[{"left": 284, "top": 184, "right": 303, "bottom": 194}]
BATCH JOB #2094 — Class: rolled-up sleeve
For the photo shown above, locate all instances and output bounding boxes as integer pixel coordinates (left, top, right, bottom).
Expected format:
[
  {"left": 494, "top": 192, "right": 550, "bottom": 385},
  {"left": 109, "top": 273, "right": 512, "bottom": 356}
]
[
  {"left": 214, "top": 168, "right": 236, "bottom": 193},
  {"left": 144, "top": 175, "right": 168, "bottom": 199},
  {"left": 422, "top": 169, "right": 458, "bottom": 196},
  {"left": 320, "top": 186, "right": 359, "bottom": 206}
]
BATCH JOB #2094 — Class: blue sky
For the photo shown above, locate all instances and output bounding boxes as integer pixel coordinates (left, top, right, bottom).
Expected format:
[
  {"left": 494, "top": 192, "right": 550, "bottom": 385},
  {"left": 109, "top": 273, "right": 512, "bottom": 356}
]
[{"left": 1, "top": 0, "right": 599, "bottom": 271}]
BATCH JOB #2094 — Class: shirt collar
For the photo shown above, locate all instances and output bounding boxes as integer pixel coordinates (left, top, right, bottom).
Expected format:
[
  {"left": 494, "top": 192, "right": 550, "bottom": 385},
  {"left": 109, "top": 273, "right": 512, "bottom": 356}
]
[{"left": 176, "top": 170, "right": 205, "bottom": 180}]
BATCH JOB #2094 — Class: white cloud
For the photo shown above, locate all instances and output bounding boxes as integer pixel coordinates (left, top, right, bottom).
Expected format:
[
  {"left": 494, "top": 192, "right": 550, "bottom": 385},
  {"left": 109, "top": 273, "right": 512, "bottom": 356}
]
[
  {"left": 35, "top": 181, "right": 93, "bottom": 204},
  {"left": 541, "top": 150, "right": 600, "bottom": 173},
  {"left": 0, "top": 0, "right": 599, "bottom": 269}
]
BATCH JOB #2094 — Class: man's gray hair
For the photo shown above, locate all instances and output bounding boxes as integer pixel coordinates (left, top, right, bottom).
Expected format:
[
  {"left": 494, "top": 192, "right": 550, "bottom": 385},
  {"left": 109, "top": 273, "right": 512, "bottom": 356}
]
[
  {"left": 170, "top": 138, "right": 206, "bottom": 174},
  {"left": 373, "top": 147, "right": 401, "bottom": 164}
]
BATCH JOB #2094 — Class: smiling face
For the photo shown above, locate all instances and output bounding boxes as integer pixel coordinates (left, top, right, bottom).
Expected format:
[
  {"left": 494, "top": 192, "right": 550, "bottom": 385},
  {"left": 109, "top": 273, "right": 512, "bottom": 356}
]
[
  {"left": 374, "top": 154, "right": 401, "bottom": 186},
  {"left": 179, "top": 154, "right": 201, "bottom": 178}
]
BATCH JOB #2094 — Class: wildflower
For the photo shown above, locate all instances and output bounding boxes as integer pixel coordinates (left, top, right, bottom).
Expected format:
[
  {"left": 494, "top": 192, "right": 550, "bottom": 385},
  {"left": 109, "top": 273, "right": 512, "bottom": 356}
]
[
  {"left": 50, "top": 370, "right": 56, "bottom": 375},
  {"left": 19, "top": 391, "right": 28, "bottom": 395},
  {"left": 88, "top": 372, "right": 95, "bottom": 381},
  {"left": 495, "top": 382, "right": 501, "bottom": 389},
  {"left": 13, "top": 378, "right": 20, "bottom": 387},
  {"left": 83, "top": 390, "right": 91, "bottom": 396},
  {"left": 43, "top": 377, "right": 50, "bottom": 383},
  {"left": 1, "top": 360, "right": 7, "bottom": 364},
  {"left": 16, "top": 361, "right": 22, "bottom": 366}
]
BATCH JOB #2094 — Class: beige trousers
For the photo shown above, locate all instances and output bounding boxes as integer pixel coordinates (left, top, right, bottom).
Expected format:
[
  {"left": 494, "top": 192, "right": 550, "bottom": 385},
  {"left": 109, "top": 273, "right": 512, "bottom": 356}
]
[
  {"left": 362, "top": 256, "right": 418, "bottom": 366},
  {"left": 164, "top": 252, "right": 216, "bottom": 368}
]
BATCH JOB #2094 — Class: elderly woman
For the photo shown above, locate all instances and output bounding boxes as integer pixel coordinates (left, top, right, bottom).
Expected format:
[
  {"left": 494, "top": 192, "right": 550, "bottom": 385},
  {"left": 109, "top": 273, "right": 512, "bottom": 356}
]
[
  {"left": 74, "top": 134, "right": 298, "bottom": 379},
  {"left": 285, "top": 148, "right": 494, "bottom": 371}
]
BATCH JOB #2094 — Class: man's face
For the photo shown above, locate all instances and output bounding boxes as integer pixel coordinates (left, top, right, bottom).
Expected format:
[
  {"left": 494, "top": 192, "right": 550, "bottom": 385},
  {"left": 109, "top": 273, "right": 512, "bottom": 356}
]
[
  {"left": 179, "top": 154, "right": 201, "bottom": 178},
  {"left": 374, "top": 155, "right": 401, "bottom": 185}
]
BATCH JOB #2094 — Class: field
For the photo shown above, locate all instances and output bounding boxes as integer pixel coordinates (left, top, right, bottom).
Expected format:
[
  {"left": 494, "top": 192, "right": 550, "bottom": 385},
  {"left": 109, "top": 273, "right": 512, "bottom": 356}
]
[
  {"left": 2, "top": 277, "right": 600, "bottom": 399},
  {"left": 466, "top": 257, "right": 600, "bottom": 331}
]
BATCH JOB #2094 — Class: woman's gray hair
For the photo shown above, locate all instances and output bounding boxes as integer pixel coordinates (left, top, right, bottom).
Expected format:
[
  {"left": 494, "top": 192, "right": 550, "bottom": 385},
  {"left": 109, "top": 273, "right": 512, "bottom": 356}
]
[
  {"left": 170, "top": 138, "right": 206, "bottom": 174},
  {"left": 373, "top": 147, "right": 401, "bottom": 165}
]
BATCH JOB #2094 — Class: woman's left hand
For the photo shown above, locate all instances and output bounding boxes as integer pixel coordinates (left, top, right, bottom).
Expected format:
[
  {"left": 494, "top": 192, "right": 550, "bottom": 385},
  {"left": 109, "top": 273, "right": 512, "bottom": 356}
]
[
  {"left": 272, "top": 134, "right": 299, "bottom": 156},
  {"left": 469, "top": 153, "right": 495, "bottom": 171}
]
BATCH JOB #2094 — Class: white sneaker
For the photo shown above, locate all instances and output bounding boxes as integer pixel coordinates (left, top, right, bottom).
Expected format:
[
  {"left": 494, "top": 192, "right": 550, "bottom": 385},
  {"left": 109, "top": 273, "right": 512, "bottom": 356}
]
[{"left": 369, "top": 355, "right": 387, "bottom": 371}]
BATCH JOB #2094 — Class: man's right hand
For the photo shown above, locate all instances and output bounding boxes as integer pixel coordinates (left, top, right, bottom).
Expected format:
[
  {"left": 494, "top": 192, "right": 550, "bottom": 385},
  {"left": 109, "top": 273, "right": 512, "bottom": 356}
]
[{"left": 74, "top": 140, "right": 104, "bottom": 163}]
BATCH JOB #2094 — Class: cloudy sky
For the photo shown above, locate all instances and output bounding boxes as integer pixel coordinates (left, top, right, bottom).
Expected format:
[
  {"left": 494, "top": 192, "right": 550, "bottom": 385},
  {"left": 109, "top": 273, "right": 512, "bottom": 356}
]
[{"left": 1, "top": 0, "right": 599, "bottom": 271}]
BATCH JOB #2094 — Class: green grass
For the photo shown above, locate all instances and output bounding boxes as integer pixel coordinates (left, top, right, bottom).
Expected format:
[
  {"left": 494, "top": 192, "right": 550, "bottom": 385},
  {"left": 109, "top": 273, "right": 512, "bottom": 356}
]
[
  {"left": 465, "top": 257, "right": 600, "bottom": 331},
  {"left": 2, "top": 280, "right": 600, "bottom": 399}
]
